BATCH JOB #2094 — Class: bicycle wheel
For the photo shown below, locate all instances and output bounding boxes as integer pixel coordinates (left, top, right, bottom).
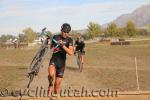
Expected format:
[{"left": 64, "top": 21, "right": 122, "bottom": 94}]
[
  {"left": 28, "top": 47, "right": 43, "bottom": 71},
  {"left": 80, "top": 61, "right": 83, "bottom": 72},
  {"left": 77, "top": 51, "right": 81, "bottom": 71},
  {"left": 78, "top": 51, "right": 83, "bottom": 72},
  {"left": 28, "top": 46, "right": 48, "bottom": 72}
]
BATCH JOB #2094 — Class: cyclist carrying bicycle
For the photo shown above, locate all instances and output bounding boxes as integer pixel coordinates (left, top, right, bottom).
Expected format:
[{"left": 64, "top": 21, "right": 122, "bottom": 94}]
[
  {"left": 48, "top": 23, "right": 74, "bottom": 97},
  {"left": 74, "top": 34, "right": 85, "bottom": 64}
]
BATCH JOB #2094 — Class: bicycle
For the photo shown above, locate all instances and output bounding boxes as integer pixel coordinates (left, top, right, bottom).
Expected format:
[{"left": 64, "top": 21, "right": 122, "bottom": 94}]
[
  {"left": 76, "top": 51, "right": 83, "bottom": 72},
  {"left": 27, "top": 28, "right": 49, "bottom": 88},
  {"left": 27, "top": 28, "right": 64, "bottom": 88}
]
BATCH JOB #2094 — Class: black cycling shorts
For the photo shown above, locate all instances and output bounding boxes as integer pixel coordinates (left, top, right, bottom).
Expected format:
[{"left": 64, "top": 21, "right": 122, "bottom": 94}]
[
  {"left": 75, "top": 47, "right": 85, "bottom": 55},
  {"left": 49, "top": 57, "right": 65, "bottom": 78}
]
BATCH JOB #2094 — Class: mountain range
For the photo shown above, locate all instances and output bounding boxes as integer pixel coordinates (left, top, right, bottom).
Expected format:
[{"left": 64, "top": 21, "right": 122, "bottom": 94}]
[
  {"left": 77, "top": 4, "right": 150, "bottom": 34},
  {"left": 106, "top": 4, "right": 150, "bottom": 28}
]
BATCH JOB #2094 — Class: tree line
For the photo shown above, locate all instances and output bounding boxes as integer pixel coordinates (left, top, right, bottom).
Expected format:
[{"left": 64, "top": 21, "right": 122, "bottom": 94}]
[
  {"left": 0, "top": 27, "right": 52, "bottom": 43},
  {"left": 84, "top": 21, "right": 150, "bottom": 40},
  {"left": 0, "top": 21, "right": 150, "bottom": 43}
]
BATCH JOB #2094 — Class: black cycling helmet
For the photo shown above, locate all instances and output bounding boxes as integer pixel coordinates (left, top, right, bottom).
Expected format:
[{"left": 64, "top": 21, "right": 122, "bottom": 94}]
[{"left": 61, "top": 23, "right": 71, "bottom": 33}]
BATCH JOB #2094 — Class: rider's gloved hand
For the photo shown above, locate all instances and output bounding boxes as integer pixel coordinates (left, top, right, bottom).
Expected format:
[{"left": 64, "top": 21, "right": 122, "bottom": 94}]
[{"left": 58, "top": 40, "right": 65, "bottom": 47}]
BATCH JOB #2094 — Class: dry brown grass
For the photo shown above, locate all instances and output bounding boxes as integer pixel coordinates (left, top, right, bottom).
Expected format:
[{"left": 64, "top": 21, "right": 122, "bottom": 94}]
[
  {"left": 0, "top": 48, "right": 37, "bottom": 89},
  {"left": 0, "top": 42, "right": 150, "bottom": 100}
]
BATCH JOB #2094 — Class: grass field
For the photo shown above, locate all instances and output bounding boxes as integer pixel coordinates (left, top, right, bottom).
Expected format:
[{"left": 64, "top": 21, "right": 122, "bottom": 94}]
[
  {"left": 0, "top": 42, "right": 150, "bottom": 92},
  {"left": 85, "top": 43, "right": 150, "bottom": 91}
]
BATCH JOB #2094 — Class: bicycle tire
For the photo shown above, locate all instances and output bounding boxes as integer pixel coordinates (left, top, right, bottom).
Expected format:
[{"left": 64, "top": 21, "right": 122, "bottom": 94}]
[{"left": 77, "top": 51, "right": 81, "bottom": 71}]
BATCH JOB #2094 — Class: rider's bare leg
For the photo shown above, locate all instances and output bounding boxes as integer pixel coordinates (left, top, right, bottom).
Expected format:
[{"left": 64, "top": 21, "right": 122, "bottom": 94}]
[
  {"left": 48, "top": 64, "right": 55, "bottom": 94},
  {"left": 54, "top": 77, "right": 62, "bottom": 95},
  {"left": 80, "top": 54, "right": 84, "bottom": 64}
]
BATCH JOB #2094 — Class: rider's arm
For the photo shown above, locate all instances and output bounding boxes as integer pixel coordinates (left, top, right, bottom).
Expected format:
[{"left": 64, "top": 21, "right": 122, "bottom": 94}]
[
  {"left": 59, "top": 38, "right": 74, "bottom": 55},
  {"left": 62, "top": 45, "right": 74, "bottom": 55}
]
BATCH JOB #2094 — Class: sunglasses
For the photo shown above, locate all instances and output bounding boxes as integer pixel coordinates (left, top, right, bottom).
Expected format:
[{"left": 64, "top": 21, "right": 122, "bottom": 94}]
[{"left": 62, "top": 30, "right": 69, "bottom": 33}]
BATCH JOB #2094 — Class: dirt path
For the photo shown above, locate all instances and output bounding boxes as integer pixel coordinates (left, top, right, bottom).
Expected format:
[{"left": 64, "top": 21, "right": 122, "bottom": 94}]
[
  {"left": 1, "top": 50, "right": 150, "bottom": 100},
  {"left": 1, "top": 94, "right": 150, "bottom": 100},
  {"left": 22, "top": 50, "right": 101, "bottom": 90}
]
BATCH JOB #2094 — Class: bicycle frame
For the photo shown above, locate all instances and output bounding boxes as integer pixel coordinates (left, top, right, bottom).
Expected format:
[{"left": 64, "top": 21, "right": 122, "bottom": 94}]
[{"left": 27, "top": 28, "right": 54, "bottom": 88}]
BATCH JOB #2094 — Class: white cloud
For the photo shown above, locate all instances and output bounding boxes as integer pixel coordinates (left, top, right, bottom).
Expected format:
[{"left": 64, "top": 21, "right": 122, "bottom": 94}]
[
  {"left": 0, "top": 0, "right": 150, "bottom": 34},
  {"left": 0, "top": 2, "right": 132, "bottom": 20}
]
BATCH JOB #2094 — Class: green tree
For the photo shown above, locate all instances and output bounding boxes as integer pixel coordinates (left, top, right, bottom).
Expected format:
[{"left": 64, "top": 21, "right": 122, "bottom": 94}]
[
  {"left": 106, "top": 23, "right": 119, "bottom": 37},
  {"left": 18, "top": 33, "right": 26, "bottom": 42},
  {"left": 0, "top": 35, "right": 16, "bottom": 42},
  {"left": 87, "top": 22, "right": 102, "bottom": 39},
  {"left": 126, "top": 21, "right": 137, "bottom": 36},
  {"left": 22, "top": 27, "right": 36, "bottom": 43},
  {"left": 118, "top": 28, "right": 127, "bottom": 37}
]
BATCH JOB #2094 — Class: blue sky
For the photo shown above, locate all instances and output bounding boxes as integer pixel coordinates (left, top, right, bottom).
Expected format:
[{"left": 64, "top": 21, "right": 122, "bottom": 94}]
[{"left": 0, "top": 0, "right": 150, "bottom": 35}]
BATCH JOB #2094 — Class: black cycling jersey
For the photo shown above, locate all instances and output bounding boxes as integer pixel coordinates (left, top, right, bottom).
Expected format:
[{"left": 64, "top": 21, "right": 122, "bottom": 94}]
[
  {"left": 74, "top": 40, "right": 85, "bottom": 51},
  {"left": 49, "top": 34, "right": 73, "bottom": 78},
  {"left": 51, "top": 34, "right": 73, "bottom": 60}
]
